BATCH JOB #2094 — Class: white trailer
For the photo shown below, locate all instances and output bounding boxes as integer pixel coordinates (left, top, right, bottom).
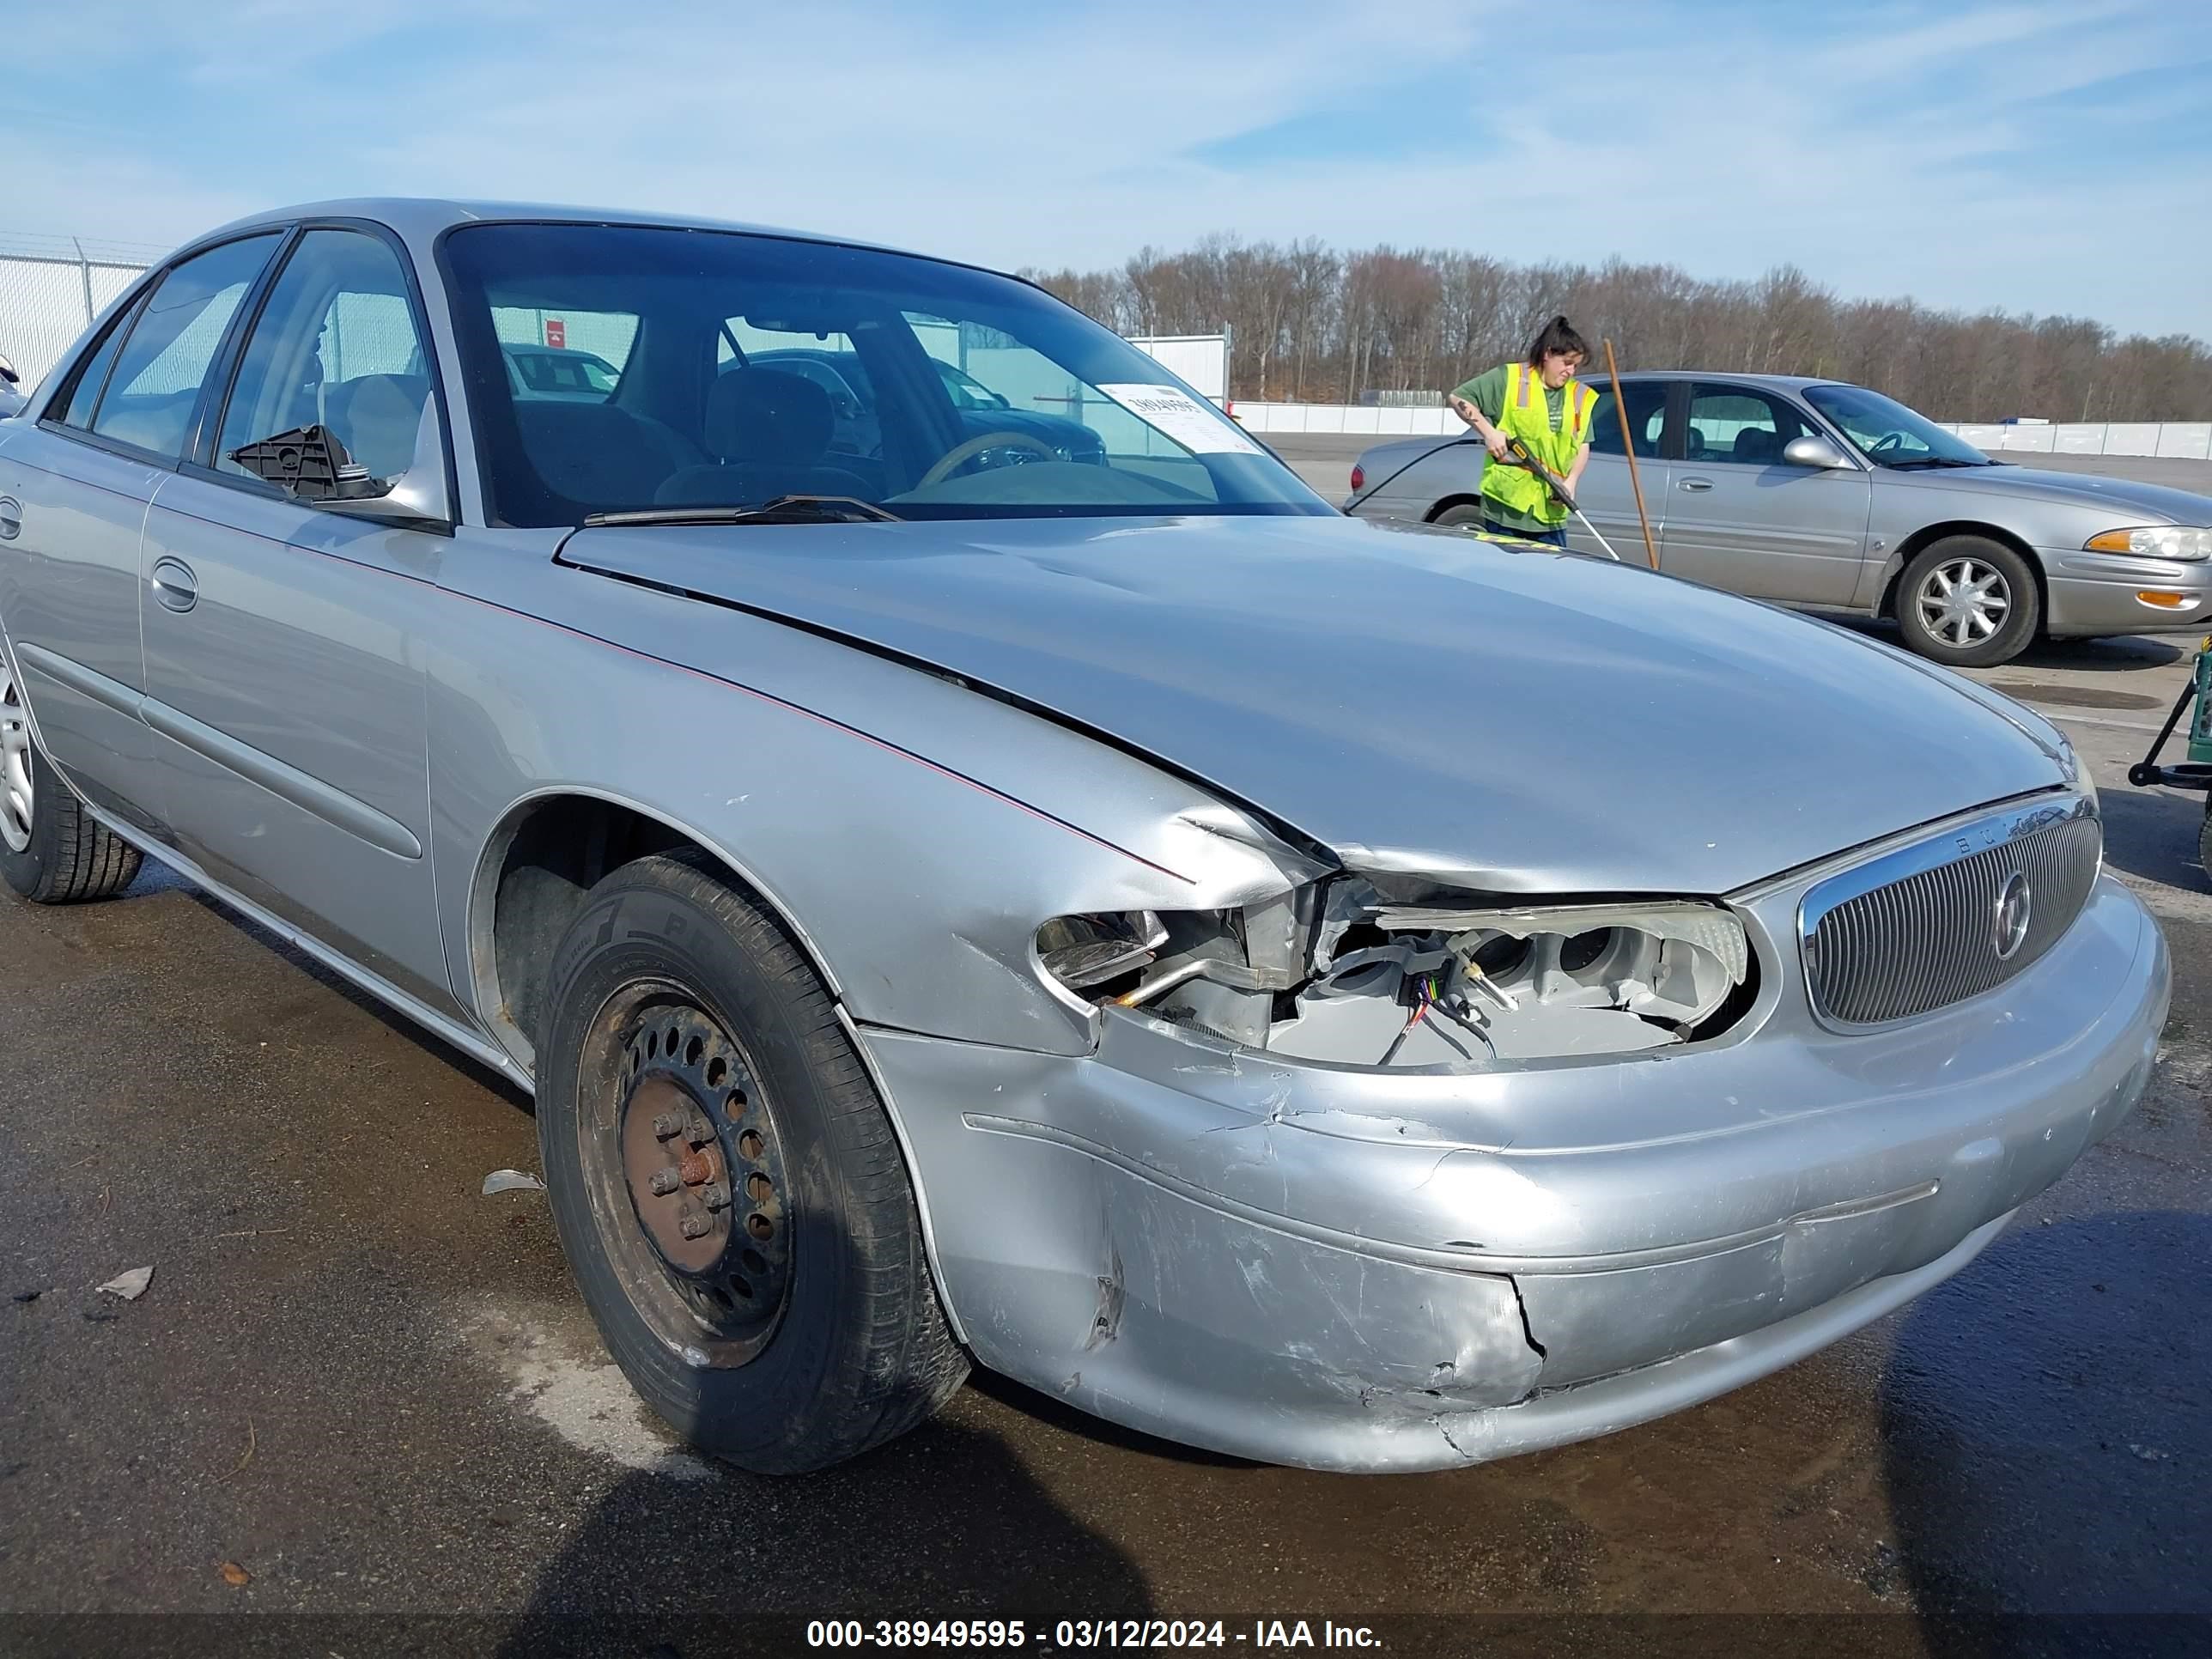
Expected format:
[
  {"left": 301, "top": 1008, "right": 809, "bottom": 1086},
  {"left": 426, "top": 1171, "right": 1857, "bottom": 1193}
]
[{"left": 1126, "top": 333, "right": 1231, "bottom": 408}]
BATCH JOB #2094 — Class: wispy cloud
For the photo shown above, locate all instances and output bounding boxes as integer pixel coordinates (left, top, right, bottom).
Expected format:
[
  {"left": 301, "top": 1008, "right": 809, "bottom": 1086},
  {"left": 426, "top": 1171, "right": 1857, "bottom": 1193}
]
[{"left": 2, "top": 0, "right": 2205, "bottom": 336}]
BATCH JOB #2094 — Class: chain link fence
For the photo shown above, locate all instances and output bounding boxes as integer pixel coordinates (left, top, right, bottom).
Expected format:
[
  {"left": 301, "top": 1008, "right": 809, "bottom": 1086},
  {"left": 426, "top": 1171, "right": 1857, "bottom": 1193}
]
[{"left": 0, "top": 234, "right": 167, "bottom": 396}]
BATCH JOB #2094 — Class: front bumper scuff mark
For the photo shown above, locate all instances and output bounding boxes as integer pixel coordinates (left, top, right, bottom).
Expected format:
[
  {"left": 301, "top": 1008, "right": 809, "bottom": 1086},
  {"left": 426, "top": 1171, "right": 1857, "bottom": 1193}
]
[{"left": 856, "top": 876, "right": 2165, "bottom": 1472}]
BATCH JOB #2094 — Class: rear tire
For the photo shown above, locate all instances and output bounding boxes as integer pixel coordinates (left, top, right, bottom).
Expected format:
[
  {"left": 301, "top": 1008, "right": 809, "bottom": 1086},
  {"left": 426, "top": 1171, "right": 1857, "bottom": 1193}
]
[
  {"left": 1894, "top": 536, "right": 2039, "bottom": 667},
  {"left": 0, "top": 662, "right": 143, "bottom": 904},
  {"left": 534, "top": 850, "right": 967, "bottom": 1474},
  {"left": 1431, "top": 502, "right": 1487, "bottom": 530}
]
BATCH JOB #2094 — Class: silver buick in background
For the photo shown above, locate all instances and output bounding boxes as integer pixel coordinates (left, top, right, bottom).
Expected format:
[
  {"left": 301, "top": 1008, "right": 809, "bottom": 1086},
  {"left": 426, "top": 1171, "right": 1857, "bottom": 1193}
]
[
  {"left": 0, "top": 201, "right": 2167, "bottom": 1474},
  {"left": 1346, "top": 371, "right": 2212, "bottom": 667}
]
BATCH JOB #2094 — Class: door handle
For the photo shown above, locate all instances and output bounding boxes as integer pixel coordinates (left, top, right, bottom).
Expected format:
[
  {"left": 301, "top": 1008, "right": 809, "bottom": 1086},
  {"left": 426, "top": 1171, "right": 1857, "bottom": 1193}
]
[
  {"left": 150, "top": 556, "right": 199, "bottom": 613},
  {"left": 1678, "top": 477, "right": 1714, "bottom": 492},
  {"left": 0, "top": 496, "right": 21, "bottom": 540}
]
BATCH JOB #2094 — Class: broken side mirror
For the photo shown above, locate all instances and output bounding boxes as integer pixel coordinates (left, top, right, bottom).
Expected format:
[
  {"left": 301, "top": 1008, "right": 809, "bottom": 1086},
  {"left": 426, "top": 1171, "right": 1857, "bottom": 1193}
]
[
  {"left": 231, "top": 423, "right": 386, "bottom": 502},
  {"left": 228, "top": 399, "right": 453, "bottom": 534}
]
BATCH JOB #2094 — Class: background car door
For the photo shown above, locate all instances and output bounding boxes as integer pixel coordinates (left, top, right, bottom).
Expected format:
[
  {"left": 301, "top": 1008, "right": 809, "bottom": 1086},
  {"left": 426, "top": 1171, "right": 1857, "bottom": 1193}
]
[
  {"left": 1660, "top": 383, "right": 1873, "bottom": 604},
  {"left": 1564, "top": 378, "right": 1670, "bottom": 562},
  {"left": 0, "top": 235, "right": 281, "bottom": 833},
  {"left": 136, "top": 226, "right": 459, "bottom": 1015}
]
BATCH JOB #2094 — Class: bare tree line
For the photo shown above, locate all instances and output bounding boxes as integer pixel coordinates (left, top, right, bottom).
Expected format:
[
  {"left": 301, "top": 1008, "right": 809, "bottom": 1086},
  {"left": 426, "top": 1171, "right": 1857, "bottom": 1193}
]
[{"left": 1024, "top": 236, "right": 2212, "bottom": 422}]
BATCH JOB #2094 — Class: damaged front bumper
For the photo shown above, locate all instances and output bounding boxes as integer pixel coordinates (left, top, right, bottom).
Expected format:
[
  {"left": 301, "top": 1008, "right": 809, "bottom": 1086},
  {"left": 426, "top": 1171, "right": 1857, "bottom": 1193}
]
[{"left": 860, "top": 874, "right": 2166, "bottom": 1473}]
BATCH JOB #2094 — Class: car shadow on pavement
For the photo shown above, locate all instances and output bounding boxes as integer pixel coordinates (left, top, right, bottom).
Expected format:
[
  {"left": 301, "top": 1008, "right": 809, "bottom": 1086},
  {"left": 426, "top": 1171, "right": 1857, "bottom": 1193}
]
[
  {"left": 1825, "top": 619, "right": 2187, "bottom": 675},
  {"left": 963, "top": 1369, "right": 1255, "bottom": 1468},
  {"left": 2002, "top": 636, "right": 2189, "bottom": 674},
  {"left": 1881, "top": 1211, "right": 2212, "bottom": 1657},
  {"left": 2091, "top": 786, "right": 2206, "bottom": 890},
  {"left": 495, "top": 1419, "right": 1153, "bottom": 1656},
  {"left": 168, "top": 881, "right": 535, "bottom": 1111}
]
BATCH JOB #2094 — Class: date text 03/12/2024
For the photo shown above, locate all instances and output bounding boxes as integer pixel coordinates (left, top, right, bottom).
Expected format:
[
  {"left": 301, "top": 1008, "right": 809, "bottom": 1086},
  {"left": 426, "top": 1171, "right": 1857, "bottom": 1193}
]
[{"left": 805, "top": 1620, "right": 1383, "bottom": 1649}]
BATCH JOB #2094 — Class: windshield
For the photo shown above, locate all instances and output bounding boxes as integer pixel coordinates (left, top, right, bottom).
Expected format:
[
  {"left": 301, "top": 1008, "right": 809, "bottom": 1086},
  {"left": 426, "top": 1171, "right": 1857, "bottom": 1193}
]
[
  {"left": 1803, "top": 384, "right": 1994, "bottom": 469},
  {"left": 441, "top": 223, "right": 1328, "bottom": 527}
]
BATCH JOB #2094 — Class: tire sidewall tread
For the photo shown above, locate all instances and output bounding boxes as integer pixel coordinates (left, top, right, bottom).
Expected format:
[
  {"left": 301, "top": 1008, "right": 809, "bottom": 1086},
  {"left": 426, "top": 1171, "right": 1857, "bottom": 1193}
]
[{"left": 0, "top": 739, "right": 143, "bottom": 904}]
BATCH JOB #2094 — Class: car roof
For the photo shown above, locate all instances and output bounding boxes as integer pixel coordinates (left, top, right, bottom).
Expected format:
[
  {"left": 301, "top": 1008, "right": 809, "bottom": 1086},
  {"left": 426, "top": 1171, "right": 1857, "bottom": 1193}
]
[
  {"left": 185, "top": 197, "right": 930, "bottom": 265},
  {"left": 1599, "top": 368, "right": 1847, "bottom": 393}
]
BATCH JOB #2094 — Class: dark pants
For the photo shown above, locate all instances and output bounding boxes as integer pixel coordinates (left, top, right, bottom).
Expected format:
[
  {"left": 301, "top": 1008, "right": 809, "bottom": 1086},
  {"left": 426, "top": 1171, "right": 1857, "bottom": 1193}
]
[{"left": 1482, "top": 517, "right": 1567, "bottom": 547}]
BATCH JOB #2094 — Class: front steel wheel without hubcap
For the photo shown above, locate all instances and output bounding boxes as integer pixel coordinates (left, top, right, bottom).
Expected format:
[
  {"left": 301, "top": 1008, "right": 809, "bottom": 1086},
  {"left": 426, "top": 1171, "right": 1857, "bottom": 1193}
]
[
  {"left": 1915, "top": 556, "right": 2011, "bottom": 649},
  {"left": 1, "top": 659, "right": 33, "bottom": 855},
  {"left": 586, "top": 988, "right": 793, "bottom": 1362}
]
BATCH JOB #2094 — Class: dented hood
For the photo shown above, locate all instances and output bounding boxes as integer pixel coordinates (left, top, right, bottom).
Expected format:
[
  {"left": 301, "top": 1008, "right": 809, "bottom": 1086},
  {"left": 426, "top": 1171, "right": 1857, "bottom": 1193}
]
[{"left": 561, "top": 512, "right": 2072, "bottom": 894}]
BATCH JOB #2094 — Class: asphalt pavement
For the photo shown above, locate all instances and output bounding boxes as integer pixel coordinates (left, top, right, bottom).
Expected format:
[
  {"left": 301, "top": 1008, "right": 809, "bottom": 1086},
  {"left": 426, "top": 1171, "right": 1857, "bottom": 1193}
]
[{"left": 3, "top": 487, "right": 2210, "bottom": 1656}]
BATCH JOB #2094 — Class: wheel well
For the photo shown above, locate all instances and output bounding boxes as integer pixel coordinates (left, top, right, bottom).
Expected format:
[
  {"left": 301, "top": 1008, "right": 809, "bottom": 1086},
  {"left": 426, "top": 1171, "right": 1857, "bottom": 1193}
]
[
  {"left": 1426, "top": 494, "right": 1484, "bottom": 522},
  {"left": 476, "top": 797, "right": 691, "bottom": 1063},
  {"left": 1879, "top": 521, "right": 2046, "bottom": 623}
]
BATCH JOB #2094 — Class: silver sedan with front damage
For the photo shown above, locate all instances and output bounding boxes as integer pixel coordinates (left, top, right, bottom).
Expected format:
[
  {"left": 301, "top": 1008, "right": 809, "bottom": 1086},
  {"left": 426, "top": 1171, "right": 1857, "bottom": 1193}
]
[{"left": 0, "top": 201, "right": 2167, "bottom": 1474}]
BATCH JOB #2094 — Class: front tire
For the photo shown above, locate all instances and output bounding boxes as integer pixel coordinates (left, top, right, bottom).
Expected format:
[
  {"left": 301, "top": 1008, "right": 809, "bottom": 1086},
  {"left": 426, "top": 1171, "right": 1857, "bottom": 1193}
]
[
  {"left": 535, "top": 851, "right": 966, "bottom": 1474},
  {"left": 1894, "top": 536, "right": 2040, "bottom": 667},
  {"left": 0, "top": 659, "right": 143, "bottom": 903}
]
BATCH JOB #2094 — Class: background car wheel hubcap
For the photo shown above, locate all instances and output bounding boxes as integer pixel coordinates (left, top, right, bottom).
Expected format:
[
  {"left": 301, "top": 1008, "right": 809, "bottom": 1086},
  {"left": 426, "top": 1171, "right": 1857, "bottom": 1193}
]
[
  {"left": 1, "top": 663, "right": 33, "bottom": 854},
  {"left": 1916, "top": 557, "right": 2010, "bottom": 647},
  {"left": 611, "top": 1001, "right": 792, "bottom": 1336}
]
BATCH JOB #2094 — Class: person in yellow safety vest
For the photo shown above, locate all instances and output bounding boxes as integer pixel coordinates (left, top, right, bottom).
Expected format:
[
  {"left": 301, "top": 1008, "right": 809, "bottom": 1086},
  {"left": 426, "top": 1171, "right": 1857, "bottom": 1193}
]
[{"left": 1444, "top": 315, "right": 1598, "bottom": 546}]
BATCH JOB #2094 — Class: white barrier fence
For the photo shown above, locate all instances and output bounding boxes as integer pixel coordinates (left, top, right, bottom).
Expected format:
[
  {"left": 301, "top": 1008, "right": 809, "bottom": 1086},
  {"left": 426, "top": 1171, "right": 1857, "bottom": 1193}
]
[
  {"left": 1948, "top": 422, "right": 2212, "bottom": 459},
  {"left": 1231, "top": 399, "right": 2212, "bottom": 461},
  {"left": 1233, "top": 402, "right": 1462, "bottom": 436}
]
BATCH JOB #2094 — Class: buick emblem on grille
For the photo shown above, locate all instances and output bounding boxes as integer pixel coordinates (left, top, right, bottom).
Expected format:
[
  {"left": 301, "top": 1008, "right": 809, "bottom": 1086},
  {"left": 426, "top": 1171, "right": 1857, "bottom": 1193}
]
[{"left": 1994, "top": 870, "right": 2033, "bottom": 961}]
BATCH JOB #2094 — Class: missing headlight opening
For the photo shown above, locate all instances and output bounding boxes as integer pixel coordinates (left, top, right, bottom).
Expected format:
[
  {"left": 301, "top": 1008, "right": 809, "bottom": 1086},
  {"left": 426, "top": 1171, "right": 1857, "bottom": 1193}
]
[{"left": 1045, "top": 878, "right": 1757, "bottom": 1069}]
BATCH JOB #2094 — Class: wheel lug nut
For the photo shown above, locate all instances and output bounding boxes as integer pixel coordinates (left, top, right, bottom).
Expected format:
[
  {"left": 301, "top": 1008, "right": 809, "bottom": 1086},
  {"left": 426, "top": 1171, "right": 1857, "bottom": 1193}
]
[
  {"left": 679, "top": 1213, "right": 712, "bottom": 1240},
  {"left": 702, "top": 1182, "right": 731, "bottom": 1212},
  {"left": 680, "top": 1152, "right": 714, "bottom": 1187},
  {"left": 652, "top": 1113, "right": 684, "bottom": 1140},
  {"left": 647, "top": 1166, "right": 681, "bottom": 1196},
  {"left": 686, "top": 1119, "right": 714, "bottom": 1148}
]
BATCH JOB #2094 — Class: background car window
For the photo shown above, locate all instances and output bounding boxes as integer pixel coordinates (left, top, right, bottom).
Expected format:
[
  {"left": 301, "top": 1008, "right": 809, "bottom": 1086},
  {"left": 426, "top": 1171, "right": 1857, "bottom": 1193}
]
[
  {"left": 1685, "top": 385, "right": 1813, "bottom": 466},
  {"left": 936, "top": 361, "right": 1010, "bottom": 411},
  {"left": 88, "top": 234, "right": 280, "bottom": 459},
  {"left": 505, "top": 347, "right": 623, "bottom": 401},
  {"left": 1588, "top": 382, "right": 1668, "bottom": 458},
  {"left": 494, "top": 307, "right": 638, "bottom": 384},
  {"left": 215, "top": 229, "right": 432, "bottom": 484},
  {"left": 57, "top": 295, "right": 144, "bottom": 430}
]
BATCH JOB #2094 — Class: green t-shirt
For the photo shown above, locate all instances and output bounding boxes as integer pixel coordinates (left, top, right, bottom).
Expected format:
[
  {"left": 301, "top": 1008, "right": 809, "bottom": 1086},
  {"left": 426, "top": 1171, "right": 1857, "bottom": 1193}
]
[{"left": 1449, "top": 365, "right": 1572, "bottom": 531}]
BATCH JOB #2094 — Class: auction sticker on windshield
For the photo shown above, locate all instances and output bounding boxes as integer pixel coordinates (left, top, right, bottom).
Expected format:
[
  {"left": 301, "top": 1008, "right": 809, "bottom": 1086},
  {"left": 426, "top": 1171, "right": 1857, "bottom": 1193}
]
[{"left": 1097, "top": 384, "right": 1264, "bottom": 454}]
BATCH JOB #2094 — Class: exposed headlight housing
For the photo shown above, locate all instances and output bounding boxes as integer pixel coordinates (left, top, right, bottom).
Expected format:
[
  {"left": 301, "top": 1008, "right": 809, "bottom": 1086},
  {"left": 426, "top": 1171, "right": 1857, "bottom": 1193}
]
[
  {"left": 1040, "top": 878, "right": 1759, "bottom": 1071},
  {"left": 2086, "top": 526, "right": 2212, "bottom": 561},
  {"left": 1036, "top": 911, "right": 1167, "bottom": 991}
]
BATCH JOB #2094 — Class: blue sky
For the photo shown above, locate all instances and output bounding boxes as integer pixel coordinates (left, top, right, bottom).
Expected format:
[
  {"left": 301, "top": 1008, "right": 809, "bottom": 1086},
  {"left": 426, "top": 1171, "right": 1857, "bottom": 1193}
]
[{"left": 7, "top": 0, "right": 2209, "bottom": 338}]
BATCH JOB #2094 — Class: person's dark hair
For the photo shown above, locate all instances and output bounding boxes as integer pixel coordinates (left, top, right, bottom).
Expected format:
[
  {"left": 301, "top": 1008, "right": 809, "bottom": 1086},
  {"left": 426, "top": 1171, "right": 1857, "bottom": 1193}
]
[{"left": 1527, "top": 315, "right": 1589, "bottom": 367}]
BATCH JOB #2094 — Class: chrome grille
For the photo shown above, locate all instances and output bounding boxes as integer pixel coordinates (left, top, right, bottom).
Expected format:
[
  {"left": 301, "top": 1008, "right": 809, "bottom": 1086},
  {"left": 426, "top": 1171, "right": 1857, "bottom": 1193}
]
[{"left": 1802, "top": 798, "right": 2102, "bottom": 1028}]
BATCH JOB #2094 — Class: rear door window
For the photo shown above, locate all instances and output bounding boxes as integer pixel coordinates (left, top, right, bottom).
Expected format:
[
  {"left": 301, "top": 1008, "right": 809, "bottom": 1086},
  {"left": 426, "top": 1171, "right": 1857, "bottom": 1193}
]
[
  {"left": 1588, "top": 381, "right": 1669, "bottom": 458},
  {"left": 1685, "top": 385, "right": 1814, "bottom": 467},
  {"left": 56, "top": 296, "right": 144, "bottom": 430},
  {"left": 89, "top": 234, "right": 282, "bottom": 460}
]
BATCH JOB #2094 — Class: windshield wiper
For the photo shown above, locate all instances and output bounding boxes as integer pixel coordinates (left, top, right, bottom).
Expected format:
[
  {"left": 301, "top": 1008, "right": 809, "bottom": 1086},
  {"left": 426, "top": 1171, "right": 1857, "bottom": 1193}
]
[{"left": 582, "top": 495, "right": 904, "bottom": 528}]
